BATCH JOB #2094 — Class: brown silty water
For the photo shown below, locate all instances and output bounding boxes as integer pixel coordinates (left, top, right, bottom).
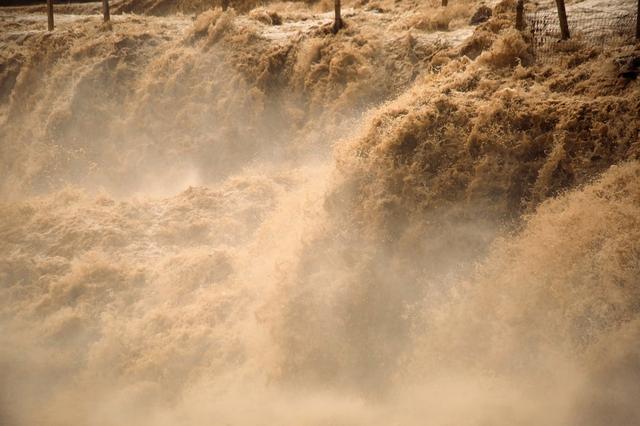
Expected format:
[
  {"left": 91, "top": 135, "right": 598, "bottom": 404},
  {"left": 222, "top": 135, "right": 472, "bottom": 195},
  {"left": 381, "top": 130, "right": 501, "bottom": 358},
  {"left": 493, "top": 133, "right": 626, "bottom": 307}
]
[{"left": 1, "top": 0, "right": 639, "bottom": 424}]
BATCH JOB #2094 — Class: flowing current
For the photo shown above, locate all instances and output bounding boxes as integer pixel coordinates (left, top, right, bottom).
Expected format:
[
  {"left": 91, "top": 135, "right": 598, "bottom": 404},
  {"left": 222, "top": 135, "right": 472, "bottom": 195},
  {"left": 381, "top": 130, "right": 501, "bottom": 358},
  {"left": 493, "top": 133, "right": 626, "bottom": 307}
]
[{"left": 1, "top": 1, "right": 639, "bottom": 424}]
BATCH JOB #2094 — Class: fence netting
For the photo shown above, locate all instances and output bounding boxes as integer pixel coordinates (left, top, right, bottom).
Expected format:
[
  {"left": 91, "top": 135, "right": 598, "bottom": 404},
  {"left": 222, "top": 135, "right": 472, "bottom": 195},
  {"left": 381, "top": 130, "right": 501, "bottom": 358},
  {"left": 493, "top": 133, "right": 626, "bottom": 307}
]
[{"left": 526, "top": 9, "right": 638, "bottom": 63}]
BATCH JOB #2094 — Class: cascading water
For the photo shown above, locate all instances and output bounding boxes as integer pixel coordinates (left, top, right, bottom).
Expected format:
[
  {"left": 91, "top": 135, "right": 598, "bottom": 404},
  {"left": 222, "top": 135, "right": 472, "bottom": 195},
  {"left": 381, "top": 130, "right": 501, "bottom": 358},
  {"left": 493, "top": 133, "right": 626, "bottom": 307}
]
[{"left": 1, "top": 0, "right": 639, "bottom": 424}]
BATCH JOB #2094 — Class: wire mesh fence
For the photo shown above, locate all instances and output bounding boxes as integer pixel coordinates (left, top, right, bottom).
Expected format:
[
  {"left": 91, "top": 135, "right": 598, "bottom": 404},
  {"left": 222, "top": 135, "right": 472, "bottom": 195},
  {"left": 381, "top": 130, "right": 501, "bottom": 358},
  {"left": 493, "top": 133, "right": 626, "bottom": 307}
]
[{"left": 526, "top": 9, "right": 638, "bottom": 63}]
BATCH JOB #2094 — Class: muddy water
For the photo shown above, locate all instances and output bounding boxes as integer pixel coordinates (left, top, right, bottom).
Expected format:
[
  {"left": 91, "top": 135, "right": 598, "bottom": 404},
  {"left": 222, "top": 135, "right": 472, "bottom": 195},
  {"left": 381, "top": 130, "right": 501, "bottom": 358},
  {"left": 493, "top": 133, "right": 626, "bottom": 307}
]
[{"left": 1, "top": 1, "right": 640, "bottom": 425}]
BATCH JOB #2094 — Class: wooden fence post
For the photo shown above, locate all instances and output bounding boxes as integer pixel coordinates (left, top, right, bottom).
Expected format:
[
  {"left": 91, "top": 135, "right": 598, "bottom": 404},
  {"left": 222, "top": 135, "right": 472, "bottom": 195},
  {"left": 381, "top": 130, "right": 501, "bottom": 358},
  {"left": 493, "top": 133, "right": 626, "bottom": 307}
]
[
  {"left": 555, "top": 0, "right": 570, "bottom": 39},
  {"left": 516, "top": 0, "right": 524, "bottom": 30},
  {"left": 636, "top": 0, "right": 639, "bottom": 40},
  {"left": 333, "top": 0, "right": 343, "bottom": 33},
  {"left": 47, "top": 0, "right": 54, "bottom": 31},
  {"left": 103, "top": 0, "right": 110, "bottom": 23}
]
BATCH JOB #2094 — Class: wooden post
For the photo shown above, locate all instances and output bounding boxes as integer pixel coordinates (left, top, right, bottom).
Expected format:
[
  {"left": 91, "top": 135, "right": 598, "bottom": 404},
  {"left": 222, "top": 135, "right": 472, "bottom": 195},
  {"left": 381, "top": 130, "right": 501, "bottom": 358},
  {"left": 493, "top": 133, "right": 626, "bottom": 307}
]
[
  {"left": 442, "top": 0, "right": 448, "bottom": 6},
  {"left": 47, "top": 0, "right": 54, "bottom": 31},
  {"left": 636, "top": 0, "right": 640, "bottom": 40},
  {"left": 222, "top": 0, "right": 229, "bottom": 11},
  {"left": 333, "top": 0, "right": 343, "bottom": 33},
  {"left": 103, "top": 0, "right": 110, "bottom": 22},
  {"left": 516, "top": 0, "right": 524, "bottom": 30},
  {"left": 555, "top": 0, "right": 570, "bottom": 40}
]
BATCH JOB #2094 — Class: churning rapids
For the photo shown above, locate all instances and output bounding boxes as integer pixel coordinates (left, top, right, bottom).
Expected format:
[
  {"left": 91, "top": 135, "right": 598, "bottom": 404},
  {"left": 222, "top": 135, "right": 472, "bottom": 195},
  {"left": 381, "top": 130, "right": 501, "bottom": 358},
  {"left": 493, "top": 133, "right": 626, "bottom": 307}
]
[{"left": 1, "top": 0, "right": 639, "bottom": 424}]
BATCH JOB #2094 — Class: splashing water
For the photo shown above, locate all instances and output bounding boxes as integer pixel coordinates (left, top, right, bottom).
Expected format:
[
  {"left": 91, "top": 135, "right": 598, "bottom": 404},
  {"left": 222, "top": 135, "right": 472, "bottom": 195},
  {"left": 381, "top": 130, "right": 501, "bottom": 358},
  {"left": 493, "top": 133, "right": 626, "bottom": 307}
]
[{"left": 1, "top": 1, "right": 639, "bottom": 424}]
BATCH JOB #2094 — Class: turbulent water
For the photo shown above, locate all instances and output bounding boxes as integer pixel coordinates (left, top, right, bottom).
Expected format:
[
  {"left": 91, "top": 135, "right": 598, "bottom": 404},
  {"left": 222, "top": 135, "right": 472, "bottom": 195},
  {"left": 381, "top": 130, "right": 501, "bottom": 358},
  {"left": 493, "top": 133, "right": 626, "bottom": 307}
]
[{"left": 1, "top": 0, "right": 639, "bottom": 425}]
